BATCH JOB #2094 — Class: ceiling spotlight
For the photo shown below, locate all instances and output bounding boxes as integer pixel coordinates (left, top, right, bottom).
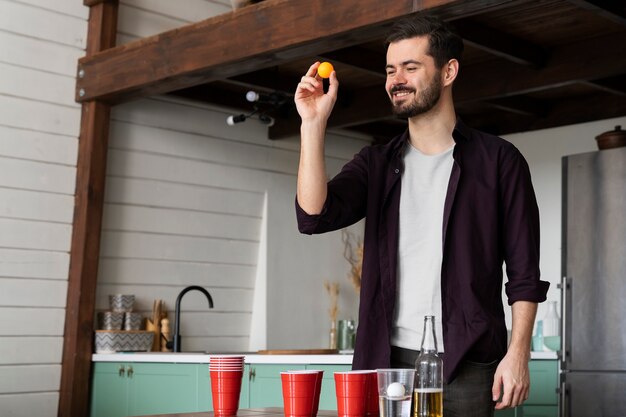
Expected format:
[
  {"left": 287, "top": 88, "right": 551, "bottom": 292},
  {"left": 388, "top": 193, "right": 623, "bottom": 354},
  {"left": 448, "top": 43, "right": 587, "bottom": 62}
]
[
  {"left": 246, "top": 91, "right": 260, "bottom": 102},
  {"left": 226, "top": 114, "right": 246, "bottom": 126}
]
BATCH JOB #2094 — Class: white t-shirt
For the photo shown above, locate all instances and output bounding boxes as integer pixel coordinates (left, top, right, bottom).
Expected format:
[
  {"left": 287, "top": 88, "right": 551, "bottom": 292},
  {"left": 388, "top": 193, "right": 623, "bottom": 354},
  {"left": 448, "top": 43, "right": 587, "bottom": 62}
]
[{"left": 391, "top": 143, "right": 454, "bottom": 352}]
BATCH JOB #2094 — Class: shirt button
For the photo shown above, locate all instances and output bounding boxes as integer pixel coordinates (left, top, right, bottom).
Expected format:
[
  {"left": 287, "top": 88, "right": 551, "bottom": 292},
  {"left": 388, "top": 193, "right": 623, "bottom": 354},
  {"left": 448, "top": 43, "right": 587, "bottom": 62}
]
[{"left": 394, "top": 168, "right": 399, "bottom": 174}]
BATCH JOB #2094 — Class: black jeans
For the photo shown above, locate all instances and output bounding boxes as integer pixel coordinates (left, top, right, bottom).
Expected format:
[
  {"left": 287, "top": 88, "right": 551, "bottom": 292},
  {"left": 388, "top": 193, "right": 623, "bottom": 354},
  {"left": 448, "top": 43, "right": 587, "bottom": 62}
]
[{"left": 390, "top": 346, "right": 498, "bottom": 417}]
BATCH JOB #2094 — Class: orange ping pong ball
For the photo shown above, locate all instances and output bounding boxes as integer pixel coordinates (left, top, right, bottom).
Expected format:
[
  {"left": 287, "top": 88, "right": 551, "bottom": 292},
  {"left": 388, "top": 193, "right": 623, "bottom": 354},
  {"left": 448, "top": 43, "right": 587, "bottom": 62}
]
[{"left": 317, "top": 62, "right": 334, "bottom": 79}]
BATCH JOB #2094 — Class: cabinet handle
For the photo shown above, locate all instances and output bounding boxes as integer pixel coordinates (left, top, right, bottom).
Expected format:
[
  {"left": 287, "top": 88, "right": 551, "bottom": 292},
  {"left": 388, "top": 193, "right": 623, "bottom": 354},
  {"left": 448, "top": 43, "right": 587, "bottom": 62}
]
[
  {"left": 249, "top": 367, "right": 256, "bottom": 382},
  {"left": 127, "top": 366, "right": 134, "bottom": 378},
  {"left": 118, "top": 365, "right": 125, "bottom": 377}
]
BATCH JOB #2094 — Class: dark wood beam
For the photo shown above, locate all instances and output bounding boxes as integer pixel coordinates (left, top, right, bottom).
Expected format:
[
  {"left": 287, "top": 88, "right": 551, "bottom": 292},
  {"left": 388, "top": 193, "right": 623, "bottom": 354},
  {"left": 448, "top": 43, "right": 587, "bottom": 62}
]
[
  {"left": 75, "top": 0, "right": 526, "bottom": 103},
  {"left": 58, "top": 2, "right": 118, "bottom": 417},
  {"left": 581, "top": 75, "right": 626, "bottom": 96},
  {"left": 230, "top": 69, "right": 298, "bottom": 95},
  {"left": 462, "top": 93, "right": 626, "bottom": 135},
  {"left": 454, "top": 20, "right": 547, "bottom": 67},
  {"left": 268, "top": 32, "right": 626, "bottom": 139},
  {"left": 566, "top": 0, "right": 626, "bottom": 26},
  {"left": 482, "top": 96, "right": 549, "bottom": 117},
  {"left": 320, "top": 46, "right": 387, "bottom": 79},
  {"left": 455, "top": 33, "right": 626, "bottom": 101}
]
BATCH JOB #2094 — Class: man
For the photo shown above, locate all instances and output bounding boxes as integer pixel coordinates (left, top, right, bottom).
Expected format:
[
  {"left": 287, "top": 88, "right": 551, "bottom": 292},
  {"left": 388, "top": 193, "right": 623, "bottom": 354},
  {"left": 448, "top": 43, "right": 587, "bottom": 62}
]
[{"left": 294, "top": 15, "right": 549, "bottom": 416}]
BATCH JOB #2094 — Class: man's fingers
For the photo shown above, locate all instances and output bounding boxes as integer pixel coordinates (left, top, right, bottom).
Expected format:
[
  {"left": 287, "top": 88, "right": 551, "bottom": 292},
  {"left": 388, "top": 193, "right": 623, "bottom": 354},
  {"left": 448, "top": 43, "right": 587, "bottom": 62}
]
[
  {"left": 491, "top": 374, "right": 502, "bottom": 402},
  {"left": 306, "top": 61, "right": 321, "bottom": 78},
  {"left": 327, "top": 70, "right": 339, "bottom": 98}
]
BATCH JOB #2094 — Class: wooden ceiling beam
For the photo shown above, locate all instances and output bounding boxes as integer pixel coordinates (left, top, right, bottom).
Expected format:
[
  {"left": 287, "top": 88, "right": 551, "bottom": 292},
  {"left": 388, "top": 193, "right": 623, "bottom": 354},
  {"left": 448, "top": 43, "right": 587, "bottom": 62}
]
[
  {"left": 455, "top": 33, "right": 626, "bottom": 101},
  {"left": 319, "top": 46, "right": 387, "bottom": 79},
  {"left": 269, "top": 32, "right": 626, "bottom": 139},
  {"left": 580, "top": 75, "right": 626, "bottom": 96},
  {"left": 462, "top": 94, "right": 626, "bottom": 135},
  {"left": 481, "top": 96, "right": 549, "bottom": 117},
  {"left": 566, "top": 0, "right": 626, "bottom": 26},
  {"left": 75, "top": 0, "right": 526, "bottom": 103},
  {"left": 454, "top": 20, "right": 547, "bottom": 67}
]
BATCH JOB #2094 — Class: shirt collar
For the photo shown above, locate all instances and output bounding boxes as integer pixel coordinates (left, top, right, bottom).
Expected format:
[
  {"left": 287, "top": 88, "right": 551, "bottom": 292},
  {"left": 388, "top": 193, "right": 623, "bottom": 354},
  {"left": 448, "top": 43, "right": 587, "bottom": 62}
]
[
  {"left": 452, "top": 118, "right": 472, "bottom": 143},
  {"left": 390, "top": 117, "right": 470, "bottom": 158}
]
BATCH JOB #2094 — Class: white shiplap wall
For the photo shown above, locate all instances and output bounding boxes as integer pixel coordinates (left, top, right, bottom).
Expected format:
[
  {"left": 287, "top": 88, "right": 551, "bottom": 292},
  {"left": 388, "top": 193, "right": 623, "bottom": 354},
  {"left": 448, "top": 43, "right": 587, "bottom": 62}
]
[
  {"left": 100, "top": 93, "right": 369, "bottom": 352},
  {"left": 0, "top": 0, "right": 86, "bottom": 415},
  {"left": 96, "top": 0, "right": 367, "bottom": 355}
]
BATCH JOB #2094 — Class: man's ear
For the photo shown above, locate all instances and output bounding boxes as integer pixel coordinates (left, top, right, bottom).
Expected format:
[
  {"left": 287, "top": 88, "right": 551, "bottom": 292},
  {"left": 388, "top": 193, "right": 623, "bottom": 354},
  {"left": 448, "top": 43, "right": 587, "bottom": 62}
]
[{"left": 442, "top": 59, "right": 459, "bottom": 86}]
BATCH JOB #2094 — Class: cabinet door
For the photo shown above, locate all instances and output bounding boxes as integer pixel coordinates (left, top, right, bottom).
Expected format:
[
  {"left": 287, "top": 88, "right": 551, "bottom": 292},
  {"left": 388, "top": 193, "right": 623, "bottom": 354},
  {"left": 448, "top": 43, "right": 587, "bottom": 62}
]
[
  {"left": 527, "top": 361, "right": 558, "bottom": 405},
  {"left": 90, "top": 363, "right": 129, "bottom": 417},
  {"left": 306, "top": 364, "right": 351, "bottom": 410},
  {"left": 249, "top": 364, "right": 306, "bottom": 407},
  {"left": 127, "top": 363, "right": 198, "bottom": 415}
]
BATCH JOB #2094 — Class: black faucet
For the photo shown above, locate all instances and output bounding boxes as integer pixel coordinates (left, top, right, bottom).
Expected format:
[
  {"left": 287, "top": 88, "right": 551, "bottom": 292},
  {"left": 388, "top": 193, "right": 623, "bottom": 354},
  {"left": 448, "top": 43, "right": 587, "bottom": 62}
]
[{"left": 167, "top": 285, "right": 214, "bottom": 352}]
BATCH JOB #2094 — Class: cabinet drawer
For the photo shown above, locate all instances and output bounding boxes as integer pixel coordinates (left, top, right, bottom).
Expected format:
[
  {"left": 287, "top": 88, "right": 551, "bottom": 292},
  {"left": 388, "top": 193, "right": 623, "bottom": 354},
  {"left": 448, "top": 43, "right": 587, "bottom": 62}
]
[{"left": 527, "top": 361, "right": 558, "bottom": 405}]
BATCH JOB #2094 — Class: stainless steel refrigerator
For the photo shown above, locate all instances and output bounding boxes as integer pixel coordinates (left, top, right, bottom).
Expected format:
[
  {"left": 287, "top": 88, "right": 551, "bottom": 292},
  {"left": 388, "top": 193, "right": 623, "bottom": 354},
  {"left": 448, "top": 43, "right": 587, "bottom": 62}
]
[{"left": 560, "top": 147, "right": 626, "bottom": 417}]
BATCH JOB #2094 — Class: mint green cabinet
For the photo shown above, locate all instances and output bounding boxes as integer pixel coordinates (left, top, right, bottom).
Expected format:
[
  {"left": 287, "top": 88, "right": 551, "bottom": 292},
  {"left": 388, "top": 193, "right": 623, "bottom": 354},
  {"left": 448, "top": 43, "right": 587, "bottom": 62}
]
[
  {"left": 128, "top": 363, "right": 198, "bottom": 415},
  {"left": 91, "top": 362, "right": 198, "bottom": 417},
  {"left": 91, "top": 363, "right": 130, "bottom": 417},
  {"left": 248, "top": 364, "right": 306, "bottom": 408},
  {"left": 526, "top": 360, "right": 558, "bottom": 406}
]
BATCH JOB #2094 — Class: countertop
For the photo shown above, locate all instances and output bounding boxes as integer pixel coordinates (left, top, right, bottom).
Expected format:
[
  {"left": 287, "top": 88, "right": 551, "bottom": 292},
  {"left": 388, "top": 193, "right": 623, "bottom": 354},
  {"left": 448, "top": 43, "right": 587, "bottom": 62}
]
[{"left": 92, "top": 351, "right": 557, "bottom": 363}]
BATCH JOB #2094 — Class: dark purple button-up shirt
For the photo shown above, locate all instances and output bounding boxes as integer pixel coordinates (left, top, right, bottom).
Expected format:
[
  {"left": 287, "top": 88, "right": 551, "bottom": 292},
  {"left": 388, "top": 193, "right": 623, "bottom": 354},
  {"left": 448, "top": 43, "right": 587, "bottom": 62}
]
[{"left": 296, "top": 120, "right": 549, "bottom": 382}]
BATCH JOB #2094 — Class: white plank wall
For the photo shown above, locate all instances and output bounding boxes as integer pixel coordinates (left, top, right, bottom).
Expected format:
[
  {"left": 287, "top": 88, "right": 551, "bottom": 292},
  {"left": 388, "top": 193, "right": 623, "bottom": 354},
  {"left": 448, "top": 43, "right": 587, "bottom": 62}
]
[
  {"left": 0, "top": 0, "right": 86, "bottom": 415},
  {"left": 0, "top": 1, "right": 366, "bottom": 415},
  {"left": 101, "top": 95, "right": 368, "bottom": 353}
]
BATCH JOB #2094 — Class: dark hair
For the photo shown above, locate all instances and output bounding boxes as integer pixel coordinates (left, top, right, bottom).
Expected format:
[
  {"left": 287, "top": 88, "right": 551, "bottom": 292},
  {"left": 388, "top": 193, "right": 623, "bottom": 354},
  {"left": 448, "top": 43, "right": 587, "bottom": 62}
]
[{"left": 385, "top": 14, "right": 464, "bottom": 68}]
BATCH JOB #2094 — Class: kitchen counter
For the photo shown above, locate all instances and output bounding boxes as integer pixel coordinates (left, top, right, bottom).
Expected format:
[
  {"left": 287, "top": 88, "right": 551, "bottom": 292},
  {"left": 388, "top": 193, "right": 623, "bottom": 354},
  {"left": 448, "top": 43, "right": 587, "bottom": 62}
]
[{"left": 92, "top": 351, "right": 557, "bottom": 363}]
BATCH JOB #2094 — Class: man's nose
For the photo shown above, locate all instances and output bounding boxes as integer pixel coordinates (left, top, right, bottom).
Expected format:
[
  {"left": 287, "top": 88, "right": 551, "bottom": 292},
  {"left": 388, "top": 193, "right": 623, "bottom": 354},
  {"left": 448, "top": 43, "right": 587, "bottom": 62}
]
[{"left": 393, "top": 70, "right": 407, "bottom": 84}]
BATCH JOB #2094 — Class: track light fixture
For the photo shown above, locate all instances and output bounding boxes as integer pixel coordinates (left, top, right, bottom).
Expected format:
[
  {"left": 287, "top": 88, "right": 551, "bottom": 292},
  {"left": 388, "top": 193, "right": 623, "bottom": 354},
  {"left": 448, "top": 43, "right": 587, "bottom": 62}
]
[{"left": 226, "top": 90, "right": 286, "bottom": 127}]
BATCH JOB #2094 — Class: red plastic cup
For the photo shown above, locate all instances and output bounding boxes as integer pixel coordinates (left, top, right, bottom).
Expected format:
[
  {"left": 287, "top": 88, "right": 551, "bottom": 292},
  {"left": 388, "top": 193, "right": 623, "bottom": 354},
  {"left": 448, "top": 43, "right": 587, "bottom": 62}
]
[
  {"left": 210, "top": 369, "right": 243, "bottom": 416},
  {"left": 310, "top": 370, "right": 324, "bottom": 416},
  {"left": 334, "top": 371, "right": 371, "bottom": 417},
  {"left": 281, "top": 370, "right": 323, "bottom": 417},
  {"left": 364, "top": 371, "right": 378, "bottom": 417}
]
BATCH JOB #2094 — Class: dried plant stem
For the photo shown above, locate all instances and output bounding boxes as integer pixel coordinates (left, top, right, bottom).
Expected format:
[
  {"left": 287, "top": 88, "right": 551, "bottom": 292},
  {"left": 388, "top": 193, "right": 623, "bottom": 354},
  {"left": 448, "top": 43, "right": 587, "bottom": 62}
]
[{"left": 324, "top": 280, "right": 339, "bottom": 323}]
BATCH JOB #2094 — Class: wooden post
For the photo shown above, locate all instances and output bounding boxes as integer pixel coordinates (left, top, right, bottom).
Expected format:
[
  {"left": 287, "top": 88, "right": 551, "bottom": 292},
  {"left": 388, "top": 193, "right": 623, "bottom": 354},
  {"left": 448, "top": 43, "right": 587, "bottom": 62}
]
[{"left": 57, "top": 2, "right": 118, "bottom": 417}]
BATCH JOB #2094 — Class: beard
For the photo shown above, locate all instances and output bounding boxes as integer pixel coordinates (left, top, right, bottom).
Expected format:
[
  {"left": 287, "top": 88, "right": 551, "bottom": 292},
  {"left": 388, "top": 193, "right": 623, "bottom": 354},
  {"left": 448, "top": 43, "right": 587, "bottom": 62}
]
[{"left": 389, "top": 75, "right": 442, "bottom": 118}]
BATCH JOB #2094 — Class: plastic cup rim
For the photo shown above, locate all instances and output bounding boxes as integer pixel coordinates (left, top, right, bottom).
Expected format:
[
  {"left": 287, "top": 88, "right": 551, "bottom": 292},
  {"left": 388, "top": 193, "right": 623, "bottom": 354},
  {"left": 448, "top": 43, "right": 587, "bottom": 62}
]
[
  {"left": 335, "top": 370, "right": 376, "bottom": 375},
  {"left": 280, "top": 370, "right": 322, "bottom": 374}
]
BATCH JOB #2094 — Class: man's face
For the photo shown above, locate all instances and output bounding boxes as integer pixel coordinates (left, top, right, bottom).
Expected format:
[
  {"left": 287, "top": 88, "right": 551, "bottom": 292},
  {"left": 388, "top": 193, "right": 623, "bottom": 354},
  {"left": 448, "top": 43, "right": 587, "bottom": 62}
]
[{"left": 385, "top": 36, "right": 443, "bottom": 118}]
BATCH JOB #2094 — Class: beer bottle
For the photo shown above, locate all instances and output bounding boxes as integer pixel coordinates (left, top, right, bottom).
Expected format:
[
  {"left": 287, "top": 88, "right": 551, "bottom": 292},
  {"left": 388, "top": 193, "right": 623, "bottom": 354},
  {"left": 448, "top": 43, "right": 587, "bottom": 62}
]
[{"left": 413, "top": 316, "right": 443, "bottom": 417}]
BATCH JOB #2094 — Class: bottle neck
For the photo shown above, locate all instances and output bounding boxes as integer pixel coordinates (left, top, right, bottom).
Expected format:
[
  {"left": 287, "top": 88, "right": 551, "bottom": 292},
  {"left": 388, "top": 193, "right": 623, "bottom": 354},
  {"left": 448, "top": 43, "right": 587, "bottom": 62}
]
[{"left": 420, "top": 315, "right": 438, "bottom": 353}]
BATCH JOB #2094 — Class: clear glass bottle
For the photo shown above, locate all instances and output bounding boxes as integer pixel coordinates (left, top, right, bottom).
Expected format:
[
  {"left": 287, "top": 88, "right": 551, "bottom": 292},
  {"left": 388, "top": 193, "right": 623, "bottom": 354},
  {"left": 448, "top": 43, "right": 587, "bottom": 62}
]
[
  {"left": 413, "top": 316, "right": 443, "bottom": 417},
  {"left": 542, "top": 301, "right": 560, "bottom": 337},
  {"left": 329, "top": 320, "right": 337, "bottom": 349}
]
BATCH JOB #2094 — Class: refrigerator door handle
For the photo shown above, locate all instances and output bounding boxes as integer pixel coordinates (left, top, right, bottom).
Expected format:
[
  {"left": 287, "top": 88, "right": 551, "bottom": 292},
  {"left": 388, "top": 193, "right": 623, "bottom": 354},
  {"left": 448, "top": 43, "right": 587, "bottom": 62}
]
[
  {"left": 559, "top": 379, "right": 569, "bottom": 417},
  {"left": 560, "top": 276, "right": 571, "bottom": 368}
]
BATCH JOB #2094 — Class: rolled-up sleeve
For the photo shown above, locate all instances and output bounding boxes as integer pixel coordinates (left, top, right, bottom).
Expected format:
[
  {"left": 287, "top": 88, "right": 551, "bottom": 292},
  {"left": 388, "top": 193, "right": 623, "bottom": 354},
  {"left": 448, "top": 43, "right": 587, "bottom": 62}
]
[{"left": 499, "top": 145, "right": 550, "bottom": 304}]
